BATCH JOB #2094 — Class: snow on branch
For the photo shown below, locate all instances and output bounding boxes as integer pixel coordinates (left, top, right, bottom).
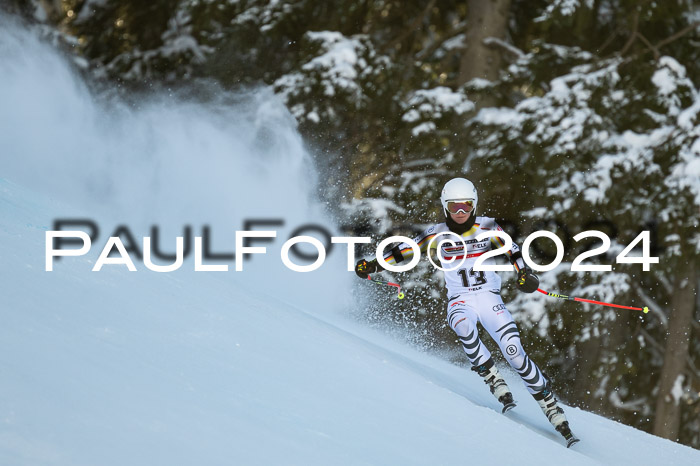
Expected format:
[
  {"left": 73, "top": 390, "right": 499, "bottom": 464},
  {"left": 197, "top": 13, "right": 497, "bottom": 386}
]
[{"left": 482, "top": 37, "right": 524, "bottom": 59}]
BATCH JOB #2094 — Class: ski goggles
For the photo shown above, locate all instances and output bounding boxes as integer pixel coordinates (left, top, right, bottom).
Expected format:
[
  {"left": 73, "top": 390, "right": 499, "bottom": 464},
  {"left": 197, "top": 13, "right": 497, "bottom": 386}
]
[{"left": 446, "top": 200, "right": 474, "bottom": 214}]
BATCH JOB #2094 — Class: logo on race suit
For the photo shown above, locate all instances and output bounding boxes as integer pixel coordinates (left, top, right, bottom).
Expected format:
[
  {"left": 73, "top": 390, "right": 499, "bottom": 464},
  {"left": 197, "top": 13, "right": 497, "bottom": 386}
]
[
  {"left": 442, "top": 245, "right": 465, "bottom": 255},
  {"left": 506, "top": 344, "right": 518, "bottom": 356},
  {"left": 492, "top": 303, "right": 507, "bottom": 313}
]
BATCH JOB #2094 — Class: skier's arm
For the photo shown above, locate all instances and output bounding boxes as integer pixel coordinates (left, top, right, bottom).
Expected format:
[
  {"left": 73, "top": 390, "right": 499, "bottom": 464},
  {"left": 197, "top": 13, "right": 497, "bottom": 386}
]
[
  {"left": 379, "top": 226, "right": 437, "bottom": 267},
  {"left": 491, "top": 221, "right": 539, "bottom": 293},
  {"left": 490, "top": 222, "right": 527, "bottom": 272},
  {"left": 355, "top": 226, "right": 436, "bottom": 278}
]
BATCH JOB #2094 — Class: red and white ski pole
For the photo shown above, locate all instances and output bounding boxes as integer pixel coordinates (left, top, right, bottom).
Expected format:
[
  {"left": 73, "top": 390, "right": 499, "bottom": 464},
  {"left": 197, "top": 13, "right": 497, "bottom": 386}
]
[
  {"left": 367, "top": 275, "right": 405, "bottom": 299},
  {"left": 537, "top": 288, "right": 649, "bottom": 313}
]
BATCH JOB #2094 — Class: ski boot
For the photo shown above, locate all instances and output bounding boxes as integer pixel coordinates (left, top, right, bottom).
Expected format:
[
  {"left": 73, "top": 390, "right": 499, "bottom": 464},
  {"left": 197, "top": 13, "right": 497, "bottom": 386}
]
[
  {"left": 533, "top": 386, "right": 580, "bottom": 447},
  {"left": 472, "top": 359, "right": 516, "bottom": 413}
]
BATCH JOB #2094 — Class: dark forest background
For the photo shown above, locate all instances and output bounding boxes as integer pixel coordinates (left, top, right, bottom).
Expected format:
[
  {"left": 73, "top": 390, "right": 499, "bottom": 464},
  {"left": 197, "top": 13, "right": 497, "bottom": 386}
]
[{"left": 4, "top": 0, "right": 699, "bottom": 448}]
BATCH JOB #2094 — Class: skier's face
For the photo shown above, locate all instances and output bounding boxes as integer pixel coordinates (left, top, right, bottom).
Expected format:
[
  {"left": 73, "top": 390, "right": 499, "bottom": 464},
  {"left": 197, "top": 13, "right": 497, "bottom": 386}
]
[{"left": 450, "top": 210, "right": 470, "bottom": 224}]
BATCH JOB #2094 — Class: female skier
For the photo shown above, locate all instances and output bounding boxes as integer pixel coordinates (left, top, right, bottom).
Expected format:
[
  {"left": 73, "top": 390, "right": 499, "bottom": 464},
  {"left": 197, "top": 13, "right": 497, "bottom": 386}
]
[{"left": 355, "top": 177, "right": 579, "bottom": 447}]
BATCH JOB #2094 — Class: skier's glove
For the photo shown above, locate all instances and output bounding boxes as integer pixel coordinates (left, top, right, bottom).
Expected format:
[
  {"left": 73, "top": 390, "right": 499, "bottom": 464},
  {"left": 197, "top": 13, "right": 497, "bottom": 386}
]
[
  {"left": 355, "top": 258, "right": 378, "bottom": 279},
  {"left": 517, "top": 266, "right": 539, "bottom": 293}
]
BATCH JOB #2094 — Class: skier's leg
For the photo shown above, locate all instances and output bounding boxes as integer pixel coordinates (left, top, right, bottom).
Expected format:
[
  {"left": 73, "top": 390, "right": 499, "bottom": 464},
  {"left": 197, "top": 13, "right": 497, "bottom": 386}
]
[
  {"left": 447, "top": 296, "right": 491, "bottom": 367},
  {"left": 475, "top": 292, "right": 548, "bottom": 394},
  {"left": 533, "top": 384, "right": 568, "bottom": 430},
  {"left": 447, "top": 297, "right": 513, "bottom": 408},
  {"left": 475, "top": 292, "right": 570, "bottom": 429}
]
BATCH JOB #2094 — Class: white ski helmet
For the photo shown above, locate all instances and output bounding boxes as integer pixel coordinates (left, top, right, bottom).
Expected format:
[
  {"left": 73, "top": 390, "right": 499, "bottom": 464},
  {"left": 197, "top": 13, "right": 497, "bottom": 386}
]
[{"left": 440, "top": 178, "right": 478, "bottom": 215}]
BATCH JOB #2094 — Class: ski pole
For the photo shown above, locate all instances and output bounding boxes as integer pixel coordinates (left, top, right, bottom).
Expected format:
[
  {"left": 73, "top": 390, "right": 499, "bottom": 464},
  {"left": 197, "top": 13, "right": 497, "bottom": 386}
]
[
  {"left": 536, "top": 288, "right": 649, "bottom": 313},
  {"left": 367, "top": 275, "right": 405, "bottom": 299}
]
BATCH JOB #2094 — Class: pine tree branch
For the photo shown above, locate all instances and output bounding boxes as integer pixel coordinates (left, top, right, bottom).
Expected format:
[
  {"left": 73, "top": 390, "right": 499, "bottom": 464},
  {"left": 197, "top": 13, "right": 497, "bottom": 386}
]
[
  {"left": 655, "top": 21, "right": 700, "bottom": 50},
  {"left": 638, "top": 327, "right": 664, "bottom": 355},
  {"left": 483, "top": 37, "right": 525, "bottom": 59},
  {"left": 415, "top": 22, "right": 469, "bottom": 60},
  {"left": 657, "top": 274, "right": 674, "bottom": 295},
  {"left": 621, "top": 19, "right": 700, "bottom": 61},
  {"left": 620, "top": 9, "right": 640, "bottom": 56},
  {"left": 634, "top": 285, "right": 668, "bottom": 328},
  {"left": 636, "top": 32, "right": 659, "bottom": 60},
  {"left": 598, "top": 29, "right": 620, "bottom": 55}
]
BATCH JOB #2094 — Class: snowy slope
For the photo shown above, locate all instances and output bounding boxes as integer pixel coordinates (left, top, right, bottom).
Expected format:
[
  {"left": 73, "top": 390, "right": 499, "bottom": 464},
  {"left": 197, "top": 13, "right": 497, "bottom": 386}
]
[
  {"left": 1, "top": 13, "right": 699, "bottom": 466},
  {"left": 2, "top": 178, "right": 699, "bottom": 466}
]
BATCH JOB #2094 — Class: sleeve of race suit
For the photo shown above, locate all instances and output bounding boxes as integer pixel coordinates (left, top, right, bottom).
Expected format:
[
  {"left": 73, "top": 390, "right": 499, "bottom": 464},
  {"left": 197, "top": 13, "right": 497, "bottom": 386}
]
[
  {"left": 379, "top": 225, "right": 438, "bottom": 266},
  {"left": 489, "top": 220, "right": 527, "bottom": 272}
]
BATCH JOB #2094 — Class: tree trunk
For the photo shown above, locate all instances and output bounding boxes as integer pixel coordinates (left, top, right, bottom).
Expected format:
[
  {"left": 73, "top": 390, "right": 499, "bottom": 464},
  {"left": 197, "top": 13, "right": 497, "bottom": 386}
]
[
  {"left": 653, "top": 257, "right": 696, "bottom": 441},
  {"left": 459, "top": 0, "right": 511, "bottom": 104}
]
